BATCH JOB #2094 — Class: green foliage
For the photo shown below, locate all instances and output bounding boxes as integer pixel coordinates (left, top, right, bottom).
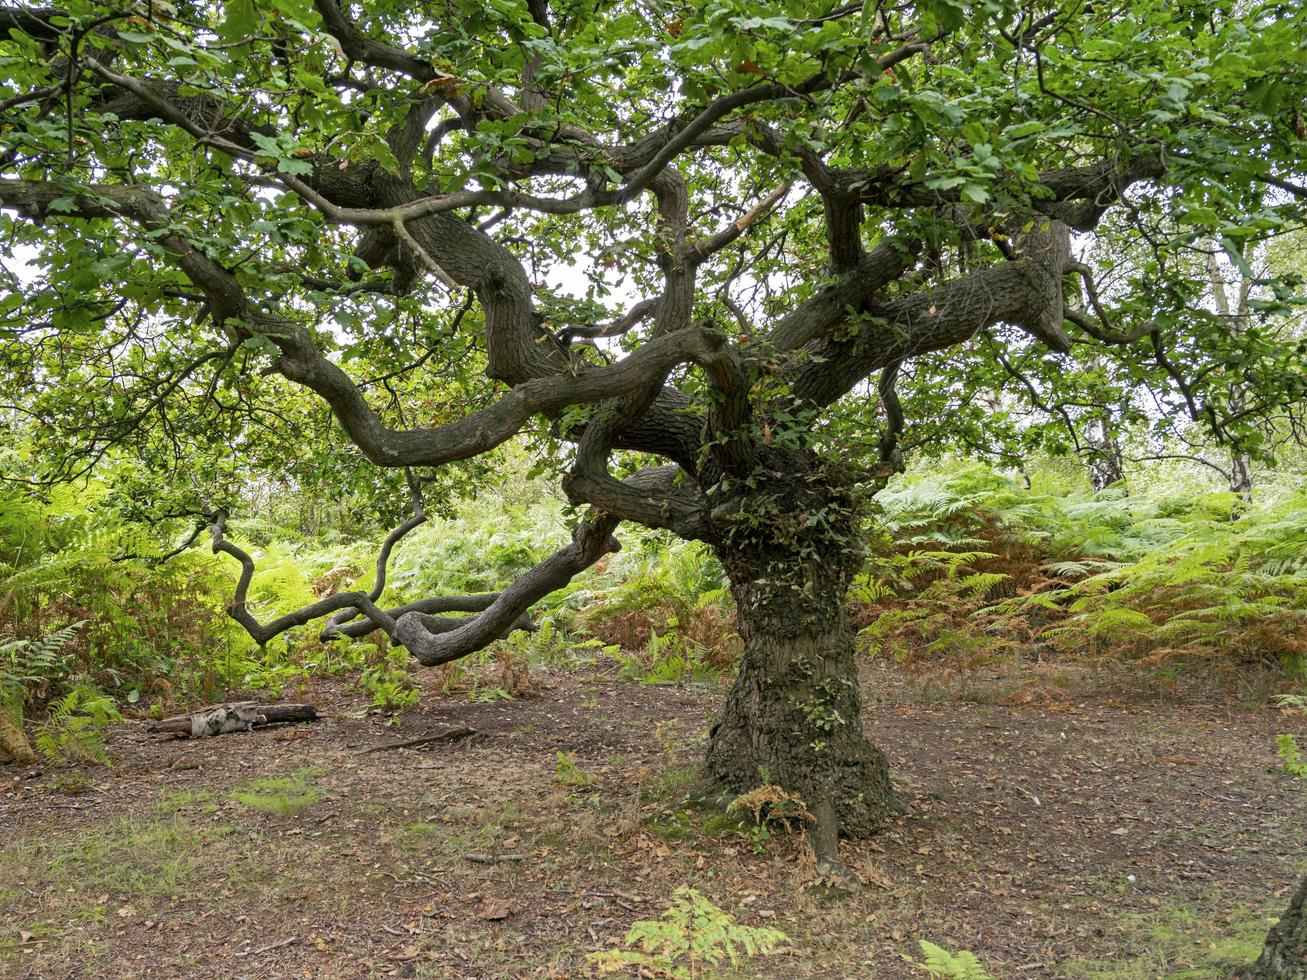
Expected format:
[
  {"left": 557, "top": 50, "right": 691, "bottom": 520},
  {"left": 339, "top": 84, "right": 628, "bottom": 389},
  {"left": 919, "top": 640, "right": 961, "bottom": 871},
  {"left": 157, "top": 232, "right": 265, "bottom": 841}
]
[
  {"left": 33, "top": 684, "right": 123, "bottom": 767},
  {"left": 617, "top": 629, "right": 720, "bottom": 686},
  {"left": 553, "top": 751, "right": 598, "bottom": 788},
  {"left": 0, "top": 484, "right": 253, "bottom": 705},
  {"left": 357, "top": 654, "right": 421, "bottom": 717},
  {"left": 861, "top": 461, "right": 1307, "bottom": 679},
  {"left": 912, "top": 941, "right": 993, "bottom": 980},
  {"left": 389, "top": 492, "right": 570, "bottom": 599},
  {"left": 588, "top": 887, "right": 787, "bottom": 978},
  {"left": 0, "top": 620, "right": 84, "bottom": 703},
  {"left": 467, "top": 682, "right": 513, "bottom": 703},
  {"left": 574, "top": 536, "right": 736, "bottom": 665},
  {"left": 1275, "top": 694, "right": 1307, "bottom": 714},
  {"left": 1276, "top": 734, "right": 1307, "bottom": 779}
]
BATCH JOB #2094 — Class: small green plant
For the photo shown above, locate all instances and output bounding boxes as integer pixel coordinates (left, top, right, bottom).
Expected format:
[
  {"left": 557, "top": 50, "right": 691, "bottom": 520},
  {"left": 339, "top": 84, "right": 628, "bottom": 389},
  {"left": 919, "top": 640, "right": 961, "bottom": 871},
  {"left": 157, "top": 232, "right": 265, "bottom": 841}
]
[
  {"left": 467, "top": 682, "right": 513, "bottom": 703},
  {"left": 47, "top": 770, "right": 91, "bottom": 794},
  {"left": 726, "top": 785, "right": 814, "bottom": 854},
  {"left": 34, "top": 684, "right": 123, "bottom": 766},
  {"left": 229, "top": 766, "right": 326, "bottom": 816},
  {"left": 357, "top": 664, "right": 420, "bottom": 715},
  {"left": 617, "top": 630, "right": 719, "bottom": 686},
  {"left": 1273, "top": 693, "right": 1307, "bottom": 715},
  {"left": 1276, "top": 734, "right": 1307, "bottom": 779},
  {"left": 553, "top": 750, "right": 598, "bottom": 788},
  {"left": 588, "top": 886, "right": 786, "bottom": 978},
  {"left": 912, "top": 940, "right": 993, "bottom": 979}
]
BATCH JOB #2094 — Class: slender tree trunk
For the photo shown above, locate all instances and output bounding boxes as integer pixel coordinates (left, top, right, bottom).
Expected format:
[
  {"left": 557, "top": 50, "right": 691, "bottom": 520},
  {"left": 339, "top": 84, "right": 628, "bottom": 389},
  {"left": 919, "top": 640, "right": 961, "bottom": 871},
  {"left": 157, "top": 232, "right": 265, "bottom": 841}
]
[
  {"left": 699, "top": 465, "right": 897, "bottom": 877},
  {"left": 1230, "top": 453, "right": 1254, "bottom": 504},
  {"left": 1239, "top": 874, "right": 1307, "bottom": 979},
  {"left": 1085, "top": 417, "right": 1125, "bottom": 491},
  {"left": 1207, "top": 245, "right": 1256, "bottom": 505}
]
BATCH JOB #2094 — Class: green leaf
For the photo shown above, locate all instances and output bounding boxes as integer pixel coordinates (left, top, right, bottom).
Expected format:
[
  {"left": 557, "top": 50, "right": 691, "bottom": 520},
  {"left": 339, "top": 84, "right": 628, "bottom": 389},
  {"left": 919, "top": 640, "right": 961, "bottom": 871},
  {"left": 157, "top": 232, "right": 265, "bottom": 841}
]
[{"left": 219, "top": 0, "right": 259, "bottom": 43}]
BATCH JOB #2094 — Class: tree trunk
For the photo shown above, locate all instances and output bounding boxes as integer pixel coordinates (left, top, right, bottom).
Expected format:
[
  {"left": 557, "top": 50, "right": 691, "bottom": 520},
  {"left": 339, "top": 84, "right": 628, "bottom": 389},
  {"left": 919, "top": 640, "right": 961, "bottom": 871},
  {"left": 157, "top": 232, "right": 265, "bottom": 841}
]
[
  {"left": 699, "top": 468, "right": 898, "bottom": 876},
  {"left": 1085, "top": 416, "right": 1125, "bottom": 492},
  {"left": 1239, "top": 875, "right": 1307, "bottom": 979},
  {"left": 0, "top": 709, "right": 36, "bottom": 766},
  {"left": 1230, "top": 453, "right": 1254, "bottom": 504}
]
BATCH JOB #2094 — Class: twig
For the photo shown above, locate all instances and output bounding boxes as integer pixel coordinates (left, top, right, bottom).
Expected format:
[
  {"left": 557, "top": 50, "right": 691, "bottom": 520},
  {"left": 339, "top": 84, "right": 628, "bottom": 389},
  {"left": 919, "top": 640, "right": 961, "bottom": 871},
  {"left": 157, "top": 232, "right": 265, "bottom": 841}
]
[
  {"left": 235, "top": 936, "right": 299, "bottom": 957},
  {"left": 589, "top": 890, "right": 644, "bottom": 902},
  {"left": 464, "top": 853, "right": 525, "bottom": 864},
  {"left": 357, "top": 727, "right": 478, "bottom": 754}
]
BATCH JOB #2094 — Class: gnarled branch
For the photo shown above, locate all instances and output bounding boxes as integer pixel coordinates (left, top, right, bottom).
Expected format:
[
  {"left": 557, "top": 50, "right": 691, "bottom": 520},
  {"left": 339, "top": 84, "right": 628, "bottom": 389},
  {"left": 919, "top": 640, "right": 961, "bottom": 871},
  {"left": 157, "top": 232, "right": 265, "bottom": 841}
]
[{"left": 393, "top": 513, "right": 621, "bottom": 666}]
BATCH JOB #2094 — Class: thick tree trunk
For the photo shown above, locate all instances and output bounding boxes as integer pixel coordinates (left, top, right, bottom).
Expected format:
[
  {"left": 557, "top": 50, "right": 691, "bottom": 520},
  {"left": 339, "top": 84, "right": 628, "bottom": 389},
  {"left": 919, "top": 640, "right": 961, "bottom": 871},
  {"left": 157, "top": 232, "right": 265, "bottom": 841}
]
[
  {"left": 699, "top": 471, "right": 897, "bottom": 876},
  {"left": 1240, "top": 875, "right": 1307, "bottom": 979}
]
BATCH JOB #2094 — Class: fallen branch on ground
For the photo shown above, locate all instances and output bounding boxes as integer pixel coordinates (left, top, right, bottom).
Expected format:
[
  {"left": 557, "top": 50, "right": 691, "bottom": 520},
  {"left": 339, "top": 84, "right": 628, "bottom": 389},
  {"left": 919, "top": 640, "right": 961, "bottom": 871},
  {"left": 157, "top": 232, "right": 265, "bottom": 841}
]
[
  {"left": 357, "top": 727, "right": 478, "bottom": 754},
  {"left": 234, "top": 936, "right": 299, "bottom": 957}
]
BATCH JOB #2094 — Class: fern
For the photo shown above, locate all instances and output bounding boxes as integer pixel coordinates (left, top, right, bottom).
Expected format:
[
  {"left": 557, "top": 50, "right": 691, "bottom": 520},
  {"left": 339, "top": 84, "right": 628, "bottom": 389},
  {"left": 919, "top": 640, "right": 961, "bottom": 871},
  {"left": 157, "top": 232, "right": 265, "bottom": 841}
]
[
  {"left": 1276, "top": 734, "right": 1307, "bottom": 779},
  {"left": 913, "top": 940, "right": 994, "bottom": 979},
  {"left": 588, "top": 887, "right": 786, "bottom": 978},
  {"left": 0, "top": 621, "right": 86, "bottom": 701},
  {"left": 34, "top": 684, "right": 123, "bottom": 766}
]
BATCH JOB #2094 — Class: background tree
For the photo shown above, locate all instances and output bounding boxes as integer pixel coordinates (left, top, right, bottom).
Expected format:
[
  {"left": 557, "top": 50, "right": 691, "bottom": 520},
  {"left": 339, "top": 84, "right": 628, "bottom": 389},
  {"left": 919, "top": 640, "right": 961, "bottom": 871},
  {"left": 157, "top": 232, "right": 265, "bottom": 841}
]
[{"left": 1, "top": 0, "right": 1305, "bottom": 872}]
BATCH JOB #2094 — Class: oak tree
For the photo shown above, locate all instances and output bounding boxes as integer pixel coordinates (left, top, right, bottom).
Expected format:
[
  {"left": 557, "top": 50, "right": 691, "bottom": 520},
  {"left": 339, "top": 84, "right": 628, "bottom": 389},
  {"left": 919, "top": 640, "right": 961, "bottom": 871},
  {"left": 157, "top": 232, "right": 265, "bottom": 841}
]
[{"left": 2, "top": 0, "right": 1305, "bottom": 874}]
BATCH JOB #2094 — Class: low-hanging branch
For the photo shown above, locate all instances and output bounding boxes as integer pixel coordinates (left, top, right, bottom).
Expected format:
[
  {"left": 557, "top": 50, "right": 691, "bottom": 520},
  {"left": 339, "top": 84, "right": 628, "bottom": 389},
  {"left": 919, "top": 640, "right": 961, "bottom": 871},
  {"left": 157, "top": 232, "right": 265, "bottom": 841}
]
[
  {"left": 207, "top": 501, "right": 547, "bottom": 653},
  {"left": 393, "top": 512, "right": 622, "bottom": 666},
  {"left": 320, "top": 492, "right": 429, "bottom": 635},
  {"left": 208, "top": 509, "right": 403, "bottom": 646}
]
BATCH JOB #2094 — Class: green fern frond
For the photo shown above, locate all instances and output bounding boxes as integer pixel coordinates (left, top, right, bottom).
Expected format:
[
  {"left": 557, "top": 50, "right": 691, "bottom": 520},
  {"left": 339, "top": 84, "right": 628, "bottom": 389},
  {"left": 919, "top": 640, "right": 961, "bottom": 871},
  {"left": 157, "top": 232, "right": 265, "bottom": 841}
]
[{"left": 914, "top": 940, "right": 994, "bottom": 979}]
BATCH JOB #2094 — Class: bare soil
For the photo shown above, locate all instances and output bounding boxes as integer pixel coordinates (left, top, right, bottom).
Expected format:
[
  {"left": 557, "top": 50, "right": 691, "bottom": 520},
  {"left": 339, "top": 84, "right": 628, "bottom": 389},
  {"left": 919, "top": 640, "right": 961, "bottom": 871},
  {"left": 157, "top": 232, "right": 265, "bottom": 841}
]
[{"left": 1, "top": 661, "right": 1304, "bottom": 979}]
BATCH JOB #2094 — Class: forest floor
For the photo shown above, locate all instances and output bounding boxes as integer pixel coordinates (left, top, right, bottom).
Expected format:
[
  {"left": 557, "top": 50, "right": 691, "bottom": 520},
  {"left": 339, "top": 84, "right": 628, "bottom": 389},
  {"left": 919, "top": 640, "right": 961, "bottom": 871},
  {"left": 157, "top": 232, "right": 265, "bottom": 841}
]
[{"left": 1, "top": 659, "right": 1304, "bottom": 979}]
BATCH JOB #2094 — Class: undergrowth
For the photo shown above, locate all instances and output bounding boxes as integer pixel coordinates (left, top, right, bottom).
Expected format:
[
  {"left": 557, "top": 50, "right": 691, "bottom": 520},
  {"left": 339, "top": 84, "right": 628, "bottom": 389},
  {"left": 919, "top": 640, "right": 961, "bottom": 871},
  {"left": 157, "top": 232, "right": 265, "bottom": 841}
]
[
  {"left": 857, "top": 463, "right": 1307, "bottom": 695},
  {"left": 3, "top": 457, "right": 1305, "bottom": 766}
]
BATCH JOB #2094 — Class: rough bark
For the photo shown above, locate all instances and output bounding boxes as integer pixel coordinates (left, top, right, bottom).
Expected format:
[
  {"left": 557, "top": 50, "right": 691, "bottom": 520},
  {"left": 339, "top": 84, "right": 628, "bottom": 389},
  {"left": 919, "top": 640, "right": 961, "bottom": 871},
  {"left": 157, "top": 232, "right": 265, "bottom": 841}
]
[
  {"left": 1086, "top": 416, "right": 1126, "bottom": 491},
  {"left": 1238, "top": 875, "right": 1307, "bottom": 979},
  {"left": 700, "top": 457, "right": 897, "bottom": 874},
  {"left": 0, "top": 710, "right": 36, "bottom": 766}
]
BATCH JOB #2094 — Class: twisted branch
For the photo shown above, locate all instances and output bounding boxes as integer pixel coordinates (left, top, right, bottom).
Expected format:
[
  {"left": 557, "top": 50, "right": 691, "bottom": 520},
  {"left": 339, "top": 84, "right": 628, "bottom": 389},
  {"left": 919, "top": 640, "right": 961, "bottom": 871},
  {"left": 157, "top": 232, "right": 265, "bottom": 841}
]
[
  {"left": 209, "top": 509, "right": 402, "bottom": 645},
  {"left": 393, "top": 513, "right": 622, "bottom": 666}
]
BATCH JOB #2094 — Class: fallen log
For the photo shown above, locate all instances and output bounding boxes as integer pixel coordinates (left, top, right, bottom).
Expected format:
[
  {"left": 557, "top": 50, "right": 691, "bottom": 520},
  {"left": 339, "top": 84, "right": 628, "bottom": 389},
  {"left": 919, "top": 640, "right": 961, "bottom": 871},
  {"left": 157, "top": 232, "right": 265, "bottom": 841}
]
[{"left": 148, "top": 702, "right": 318, "bottom": 737}]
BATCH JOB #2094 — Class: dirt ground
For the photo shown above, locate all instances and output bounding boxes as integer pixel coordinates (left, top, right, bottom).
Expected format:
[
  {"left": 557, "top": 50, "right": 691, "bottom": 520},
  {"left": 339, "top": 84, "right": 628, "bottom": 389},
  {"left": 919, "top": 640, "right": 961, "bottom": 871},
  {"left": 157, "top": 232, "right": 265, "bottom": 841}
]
[{"left": 1, "top": 660, "right": 1304, "bottom": 979}]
